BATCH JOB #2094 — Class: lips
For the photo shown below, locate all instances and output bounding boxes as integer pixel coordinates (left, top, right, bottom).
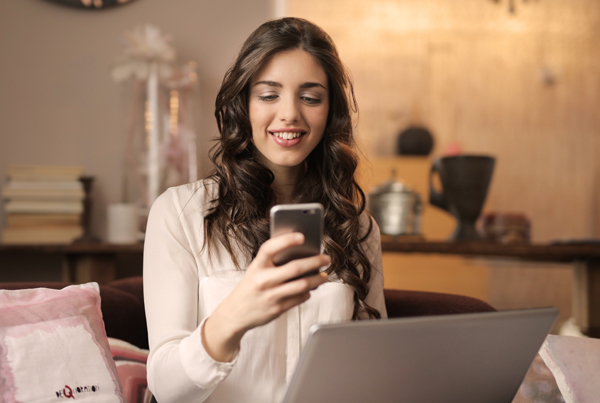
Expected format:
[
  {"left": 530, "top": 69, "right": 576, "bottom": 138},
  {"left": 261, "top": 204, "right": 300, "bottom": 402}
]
[{"left": 269, "top": 130, "right": 306, "bottom": 147}]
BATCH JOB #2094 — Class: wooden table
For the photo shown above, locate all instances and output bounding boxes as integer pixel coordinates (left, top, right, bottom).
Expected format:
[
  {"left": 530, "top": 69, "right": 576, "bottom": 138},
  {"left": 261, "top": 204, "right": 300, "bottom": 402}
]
[
  {"left": 0, "top": 243, "right": 144, "bottom": 285},
  {"left": 381, "top": 240, "right": 600, "bottom": 337},
  {"left": 3, "top": 240, "right": 600, "bottom": 337}
]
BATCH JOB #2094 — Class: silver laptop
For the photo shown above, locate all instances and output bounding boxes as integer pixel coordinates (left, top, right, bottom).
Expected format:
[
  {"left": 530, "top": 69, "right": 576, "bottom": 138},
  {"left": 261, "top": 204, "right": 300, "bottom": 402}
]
[{"left": 283, "top": 308, "right": 558, "bottom": 403}]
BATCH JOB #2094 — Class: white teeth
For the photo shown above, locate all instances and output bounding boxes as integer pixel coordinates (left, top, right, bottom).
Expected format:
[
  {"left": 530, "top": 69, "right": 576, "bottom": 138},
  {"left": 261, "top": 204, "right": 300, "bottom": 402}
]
[{"left": 272, "top": 132, "right": 302, "bottom": 139}]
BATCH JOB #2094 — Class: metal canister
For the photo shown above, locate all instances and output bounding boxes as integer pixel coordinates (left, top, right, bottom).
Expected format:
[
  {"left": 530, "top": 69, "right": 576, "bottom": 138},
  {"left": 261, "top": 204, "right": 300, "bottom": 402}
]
[{"left": 368, "top": 170, "right": 423, "bottom": 236}]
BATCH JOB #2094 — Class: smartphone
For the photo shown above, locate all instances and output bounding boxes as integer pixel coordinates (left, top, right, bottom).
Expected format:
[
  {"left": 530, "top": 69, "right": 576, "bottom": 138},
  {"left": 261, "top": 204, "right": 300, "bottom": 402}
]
[{"left": 270, "top": 203, "right": 324, "bottom": 277}]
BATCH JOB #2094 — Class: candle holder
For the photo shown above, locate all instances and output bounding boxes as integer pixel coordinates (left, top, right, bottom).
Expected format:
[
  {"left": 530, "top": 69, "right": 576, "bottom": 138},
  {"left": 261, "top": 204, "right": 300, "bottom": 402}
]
[{"left": 74, "top": 176, "right": 100, "bottom": 243}]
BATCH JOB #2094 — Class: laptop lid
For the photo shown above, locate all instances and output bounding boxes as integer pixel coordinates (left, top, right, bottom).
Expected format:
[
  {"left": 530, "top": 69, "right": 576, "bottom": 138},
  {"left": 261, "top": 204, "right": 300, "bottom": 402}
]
[{"left": 283, "top": 308, "right": 558, "bottom": 403}]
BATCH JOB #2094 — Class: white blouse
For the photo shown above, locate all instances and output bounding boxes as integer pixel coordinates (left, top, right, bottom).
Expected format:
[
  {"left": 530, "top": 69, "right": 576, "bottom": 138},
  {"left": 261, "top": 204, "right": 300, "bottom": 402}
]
[{"left": 143, "top": 180, "right": 387, "bottom": 403}]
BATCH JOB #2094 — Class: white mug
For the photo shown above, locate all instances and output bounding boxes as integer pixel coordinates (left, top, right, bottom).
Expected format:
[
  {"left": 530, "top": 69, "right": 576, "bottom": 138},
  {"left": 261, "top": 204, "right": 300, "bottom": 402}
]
[{"left": 107, "top": 203, "right": 139, "bottom": 244}]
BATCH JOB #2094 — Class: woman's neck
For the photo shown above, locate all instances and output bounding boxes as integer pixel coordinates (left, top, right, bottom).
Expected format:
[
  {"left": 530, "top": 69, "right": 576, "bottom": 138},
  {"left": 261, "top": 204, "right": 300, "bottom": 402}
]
[
  {"left": 253, "top": 150, "right": 305, "bottom": 204},
  {"left": 271, "top": 166, "right": 303, "bottom": 204}
]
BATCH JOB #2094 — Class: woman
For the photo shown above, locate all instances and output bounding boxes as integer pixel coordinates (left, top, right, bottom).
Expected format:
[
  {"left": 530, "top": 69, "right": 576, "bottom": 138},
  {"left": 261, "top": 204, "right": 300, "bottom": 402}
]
[{"left": 144, "top": 17, "right": 387, "bottom": 403}]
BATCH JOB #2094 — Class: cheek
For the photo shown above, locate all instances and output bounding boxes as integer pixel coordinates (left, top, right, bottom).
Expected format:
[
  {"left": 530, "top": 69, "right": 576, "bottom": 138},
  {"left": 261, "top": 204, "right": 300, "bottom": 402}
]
[
  {"left": 248, "top": 102, "right": 259, "bottom": 126},
  {"left": 249, "top": 105, "right": 265, "bottom": 139},
  {"left": 311, "top": 107, "right": 329, "bottom": 133},
  {"left": 304, "top": 99, "right": 329, "bottom": 122},
  {"left": 249, "top": 102, "right": 276, "bottom": 129}
]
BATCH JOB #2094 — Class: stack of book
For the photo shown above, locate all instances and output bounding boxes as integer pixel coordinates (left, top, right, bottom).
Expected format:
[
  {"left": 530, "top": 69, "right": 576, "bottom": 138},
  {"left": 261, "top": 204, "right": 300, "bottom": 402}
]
[{"left": 1, "top": 165, "right": 85, "bottom": 244}]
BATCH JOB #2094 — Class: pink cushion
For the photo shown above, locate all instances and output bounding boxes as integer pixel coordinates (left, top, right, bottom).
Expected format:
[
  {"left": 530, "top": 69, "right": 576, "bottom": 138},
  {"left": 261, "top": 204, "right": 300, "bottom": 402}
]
[
  {"left": 0, "top": 283, "right": 124, "bottom": 402},
  {"left": 108, "top": 337, "right": 153, "bottom": 403}
]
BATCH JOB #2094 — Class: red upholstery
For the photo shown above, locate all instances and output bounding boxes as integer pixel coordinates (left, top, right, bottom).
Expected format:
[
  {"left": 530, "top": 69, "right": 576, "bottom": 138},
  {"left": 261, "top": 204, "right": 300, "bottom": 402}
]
[{"left": 384, "top": 289, "right": 495, "bottom": 318}]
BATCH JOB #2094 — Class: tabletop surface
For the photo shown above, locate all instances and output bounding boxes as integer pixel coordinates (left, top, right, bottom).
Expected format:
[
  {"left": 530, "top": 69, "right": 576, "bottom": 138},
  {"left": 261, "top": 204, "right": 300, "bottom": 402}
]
[
  {"left": 380, "top": 239, "right": 600, "bottom": 262},
  {"left": 2, "top": 239, "right": 600, "bottom": 262}
]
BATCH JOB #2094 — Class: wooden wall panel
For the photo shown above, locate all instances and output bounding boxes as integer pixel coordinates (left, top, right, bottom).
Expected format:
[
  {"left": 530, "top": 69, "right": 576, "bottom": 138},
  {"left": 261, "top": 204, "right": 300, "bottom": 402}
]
[
  {"left": 287, "top": 0, "right": 599, "bottom": 326},
  {"left": 288, "top": 0, "right": 600, "bottom": 242}
]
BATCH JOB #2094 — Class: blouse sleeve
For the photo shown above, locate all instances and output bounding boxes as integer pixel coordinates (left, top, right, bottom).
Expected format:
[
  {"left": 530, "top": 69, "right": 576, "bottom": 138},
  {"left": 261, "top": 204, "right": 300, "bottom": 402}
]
[
  {"left": 143, "top": 188, "right": 236, "bottom": 402},
  {"left": 358, "top": 214, "right": 388, "bottom": 320}
]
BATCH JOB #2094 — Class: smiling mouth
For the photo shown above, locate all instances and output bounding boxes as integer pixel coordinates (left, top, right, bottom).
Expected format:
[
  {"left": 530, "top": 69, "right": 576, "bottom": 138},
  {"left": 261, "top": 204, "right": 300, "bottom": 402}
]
[{"left": 270, "top": 131, "right": 306, "bottom": 139}]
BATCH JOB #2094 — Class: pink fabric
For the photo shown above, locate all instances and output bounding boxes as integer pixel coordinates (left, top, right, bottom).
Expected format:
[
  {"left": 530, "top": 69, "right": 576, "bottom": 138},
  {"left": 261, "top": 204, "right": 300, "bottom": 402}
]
[
  {"left": 540, "top": 335, "right": 600, "bottom": 403},
  {"left": 115, "top": 362, "right": 151, "bottom": 403},
  {"left": 109, "top": 337, "right": 149, "bottom": 363},
  {"left": 0, "top": 283, "right": 124, "bottom": 402},
  {"left": 108, "top": 337, "right": 152, "bottom": 403},
  {"left": 512, "top": 354, "right": 563, "bottom": 402}
]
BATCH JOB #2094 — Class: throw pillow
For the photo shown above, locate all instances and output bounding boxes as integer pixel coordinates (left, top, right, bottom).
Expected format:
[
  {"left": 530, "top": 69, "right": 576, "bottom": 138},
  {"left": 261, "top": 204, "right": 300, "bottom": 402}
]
[
  {"left": 512, "top": 354, "right": 564, "bottom": 402},
  {"left": 0, "top": 282, "right": 124, "bottom": 402},
  {"left": 540, "top": 334, "right": 600, "bottom": 403}
]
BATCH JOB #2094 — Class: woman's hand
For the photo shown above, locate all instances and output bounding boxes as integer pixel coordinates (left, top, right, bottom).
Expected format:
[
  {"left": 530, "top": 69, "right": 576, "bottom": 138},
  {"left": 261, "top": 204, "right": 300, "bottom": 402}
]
[{"left": 202, "top": 232, "right": 330, "bottom": 362}]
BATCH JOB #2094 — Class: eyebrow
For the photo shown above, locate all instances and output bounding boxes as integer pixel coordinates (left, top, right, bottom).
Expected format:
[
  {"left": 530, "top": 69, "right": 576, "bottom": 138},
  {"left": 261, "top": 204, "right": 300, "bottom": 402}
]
[{"left": 253, "top": 80, "right": 327, "bottom": 90}]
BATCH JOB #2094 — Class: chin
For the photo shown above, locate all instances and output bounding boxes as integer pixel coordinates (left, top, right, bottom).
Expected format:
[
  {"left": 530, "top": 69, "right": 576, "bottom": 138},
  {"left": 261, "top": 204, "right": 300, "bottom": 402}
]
[{"left": 274, "top": 159, "right": 306, "bottom": 168}]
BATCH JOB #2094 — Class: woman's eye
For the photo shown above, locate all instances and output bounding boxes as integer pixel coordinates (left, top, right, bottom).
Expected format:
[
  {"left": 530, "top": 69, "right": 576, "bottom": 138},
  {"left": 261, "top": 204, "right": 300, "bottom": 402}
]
[
  {"left": 301, "top": 96, "right": 322, "bottom": 105},
  {"left": 258, "top": 95, "right": 278, "bottom": 102}
]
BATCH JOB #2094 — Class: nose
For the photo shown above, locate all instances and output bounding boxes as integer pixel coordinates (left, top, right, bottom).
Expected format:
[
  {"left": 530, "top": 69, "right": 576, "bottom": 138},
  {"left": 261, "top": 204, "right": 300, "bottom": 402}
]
[{"left": 277, "top": 93, "right": 300, "bottom": 124}]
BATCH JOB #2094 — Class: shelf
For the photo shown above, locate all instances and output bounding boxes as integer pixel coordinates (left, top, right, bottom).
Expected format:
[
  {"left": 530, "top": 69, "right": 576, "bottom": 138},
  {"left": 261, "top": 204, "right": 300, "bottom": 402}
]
[{"left": 381, "top": 240, "right": 600, "bottom": 262}]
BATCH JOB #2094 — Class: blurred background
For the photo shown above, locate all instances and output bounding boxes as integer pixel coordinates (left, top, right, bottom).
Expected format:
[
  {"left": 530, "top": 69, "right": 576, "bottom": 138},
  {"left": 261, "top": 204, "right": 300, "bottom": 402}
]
[{"left": 1, "top": 0, "right": 599, "bottom": 331}]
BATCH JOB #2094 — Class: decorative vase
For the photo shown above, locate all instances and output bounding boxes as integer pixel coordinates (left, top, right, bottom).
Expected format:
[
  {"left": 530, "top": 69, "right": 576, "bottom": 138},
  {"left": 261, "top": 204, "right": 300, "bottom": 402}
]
[
  {"left": 111, "top": 24, "right": 198, "bottom": 237},
  {"left": 428, "top": 155, "right": 495, "bottom": 241},
  {"left": 118, "top": 61, "right": 198, "bottom": 235}
]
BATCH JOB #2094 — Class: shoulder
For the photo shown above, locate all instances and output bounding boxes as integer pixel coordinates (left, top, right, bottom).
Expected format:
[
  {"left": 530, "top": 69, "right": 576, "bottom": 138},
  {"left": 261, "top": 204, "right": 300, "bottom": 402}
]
[
  {"left": 358, "top": 210, "right": 381, "bottom": 252},
  {"left": 152, "top": 179, "right": 218, "bottom": 212},
  {"left": 358, "top": 210, "right": 379, "bottom": 238},
  {"left": 150, "top": 179, "right": 218, "bottom": 217}
]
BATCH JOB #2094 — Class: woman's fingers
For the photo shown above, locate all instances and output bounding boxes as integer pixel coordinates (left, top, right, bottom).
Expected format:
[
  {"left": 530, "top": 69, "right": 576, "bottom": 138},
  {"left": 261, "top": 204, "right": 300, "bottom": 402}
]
[
  {"left": 278, "top": 254, "right": 330, "bottom": 283},
  {"left": 253, "top": 254, "right": 330, "bottom": 290},
  {"left": 275, "top": 292, "right": 312, "bottom": 314},
  {"left": 222, "top": 233, "right": 330, "bottom": 332},
  {"left": 252, "top": 232, "right": 305, "bottom": 267},
  {"left": 266, "top": 271, "right": 328, "bottom": 302}
]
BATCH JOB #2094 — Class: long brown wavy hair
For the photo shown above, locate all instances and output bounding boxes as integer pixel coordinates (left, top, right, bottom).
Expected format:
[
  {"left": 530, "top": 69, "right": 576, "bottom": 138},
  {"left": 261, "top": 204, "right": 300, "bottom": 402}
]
[{"left": 204, "top": 17, "right": 380, "bottom": 319}]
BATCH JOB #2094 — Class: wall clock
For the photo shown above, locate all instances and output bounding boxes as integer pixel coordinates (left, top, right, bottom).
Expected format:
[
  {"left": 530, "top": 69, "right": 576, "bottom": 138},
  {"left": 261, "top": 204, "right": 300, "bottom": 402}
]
[{"left": 46, "top": 0, "right": 136, "bottom": 9}]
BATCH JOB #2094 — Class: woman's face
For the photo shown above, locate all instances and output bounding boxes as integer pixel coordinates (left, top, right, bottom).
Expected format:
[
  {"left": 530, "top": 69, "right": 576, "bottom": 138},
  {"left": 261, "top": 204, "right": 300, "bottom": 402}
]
[{"left": 248, "top": 49, "right": 329, "bottom": 174}]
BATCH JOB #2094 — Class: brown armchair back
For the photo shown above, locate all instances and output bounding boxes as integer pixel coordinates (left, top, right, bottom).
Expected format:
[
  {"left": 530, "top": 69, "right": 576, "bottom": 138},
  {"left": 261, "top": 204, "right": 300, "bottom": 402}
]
[
  {"left": 384, "top": 289, "right": 496, "bottom": 318},
  {"left": 1, "top": 277, "right": 495, "bottom": 350}
]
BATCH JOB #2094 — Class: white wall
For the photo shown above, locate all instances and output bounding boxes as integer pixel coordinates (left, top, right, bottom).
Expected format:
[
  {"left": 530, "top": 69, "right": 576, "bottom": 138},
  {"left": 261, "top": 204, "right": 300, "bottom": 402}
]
[{"left": 0, "top": 0, "right": 272, "bottom": 238}]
